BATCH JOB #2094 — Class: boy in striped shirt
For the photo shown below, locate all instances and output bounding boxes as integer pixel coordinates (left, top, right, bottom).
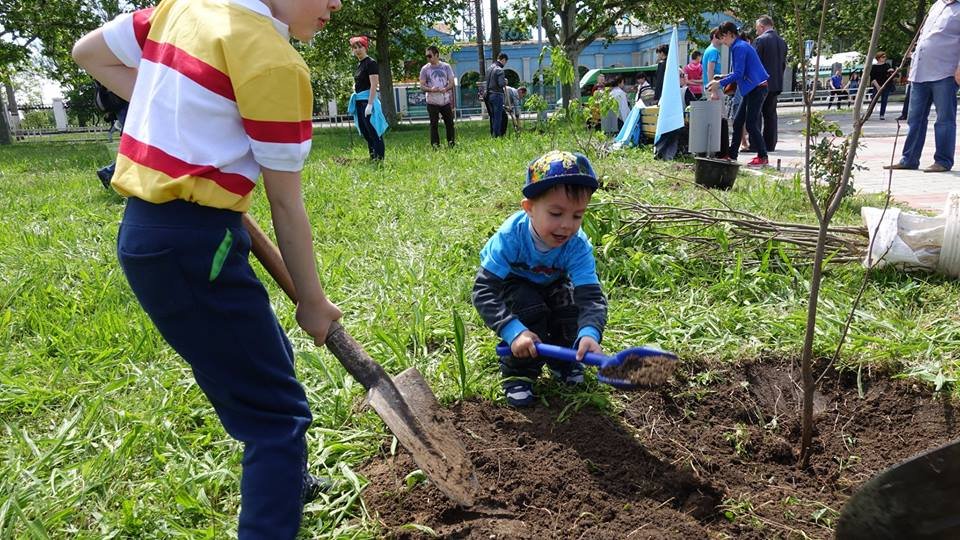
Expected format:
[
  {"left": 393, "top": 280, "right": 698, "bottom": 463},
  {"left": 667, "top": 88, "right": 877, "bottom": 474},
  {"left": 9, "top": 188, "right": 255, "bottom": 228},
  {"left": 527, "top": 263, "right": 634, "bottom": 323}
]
[{"left": 73, "top": 0, "right": 342, "bottom": 537}]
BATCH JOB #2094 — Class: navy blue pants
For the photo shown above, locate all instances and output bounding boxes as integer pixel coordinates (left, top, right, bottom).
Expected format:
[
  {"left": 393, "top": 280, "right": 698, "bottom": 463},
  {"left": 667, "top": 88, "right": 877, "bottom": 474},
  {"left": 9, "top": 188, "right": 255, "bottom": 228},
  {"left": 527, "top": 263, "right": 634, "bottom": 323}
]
[
  {"left": 498, "top": 278, "right": 579, "bottom": 382},
  {"left": 730, "top": 85, "right": 768, "bottom": 160},
  {"left": 118, "top": 198, "right": 312, "bottom": 540},
  {"left": 488, "top": 92, "right": 505, "bottom": 138}
]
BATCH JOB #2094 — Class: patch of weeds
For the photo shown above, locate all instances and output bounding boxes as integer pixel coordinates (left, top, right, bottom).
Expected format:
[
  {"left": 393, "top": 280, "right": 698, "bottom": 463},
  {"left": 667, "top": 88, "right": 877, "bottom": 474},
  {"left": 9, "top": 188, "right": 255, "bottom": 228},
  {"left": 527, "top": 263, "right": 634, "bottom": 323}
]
[
  {"left": 720, "top": 495, "right": 761, "bottom": 527},
  {"left": 833, "top": 454, "right": 861, "bottom": 475},
  {"left": 810, "top": 504, "right": 839, "bottom": 529},
  {"left": 673, "top": 369, "right": 724, "bottom": 406},
  {"left": 724, "top": 423, "right": 751, "bottom": 457},
  {"left": 404, "top": 469, "right": 427, "bottom": 490}
]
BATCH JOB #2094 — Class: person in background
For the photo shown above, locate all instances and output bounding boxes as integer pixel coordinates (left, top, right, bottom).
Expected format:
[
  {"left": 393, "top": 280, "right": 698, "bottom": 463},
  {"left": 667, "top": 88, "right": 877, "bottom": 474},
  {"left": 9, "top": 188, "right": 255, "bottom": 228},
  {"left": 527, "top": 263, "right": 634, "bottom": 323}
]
[
  {"left": 847, "top": 71, "right": 860, "bottom": 98},
  {"left": 608, "top": 77, "right": 631, "bottom": 129},
  {"left": 868, "top": 51, "right": 896, "bottom": 120},
  {"left": 729, "top": 31, "right": 753, "bottom": 153},
  {"left": 897, "top": 51, "right": 913, "bottom": 121},
  {"left": 708, "top": 21, "right": 770, "bottom": 167},
  {"left": 504, "top": 85, "right": 527, "bottom": 133},
  {"left": 827, "top": 67, "right": 847, "bottom": 109},
  {"left": 653, "top": 44, "right": 669, "bottom": 102},
  {"left": 592, "top": 73, "right": 607, "bottom": 94},
  {"left": 885, "top": 0, "right": 960, "bottom": 173},
  {"left": 684, "top": 51, "right": 704, "bottom": 99},
  {"left": 635, "top": 73, "right": 655, "bottom": 105},
  {"left": 484, "top": 52, "right": 509, "bottom": 138},
  {"left": 419, "top": 45, "right": 456, "bottom": 148},
  {"left": 349, "top": 36, "right": 386, "bottom": 160},
  {"left": 93, "top": 80, "right": 129, "bottom": 189},
  {"left": 702, "top": 29, "right": 723, "bottom": 92},
  {"left": 679, "top": 69, "right": 696, "bottom": 107},
  {"left": 753, "top": 15, "right": 787, "bottom": 151},
  {"left": 72, "top": 0, "right": 344, "bottom": 536}
]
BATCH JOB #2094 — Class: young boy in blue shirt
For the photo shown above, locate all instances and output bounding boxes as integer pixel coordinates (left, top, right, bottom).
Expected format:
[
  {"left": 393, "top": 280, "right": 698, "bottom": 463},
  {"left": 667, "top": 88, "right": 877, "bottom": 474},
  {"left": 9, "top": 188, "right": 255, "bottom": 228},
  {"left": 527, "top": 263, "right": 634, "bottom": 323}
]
[
  {"left": 472, "top": 151, "right": 608, "bottom": 407},
  {"left": 72, "top": 0, "right": 343, "bottom": 537}
]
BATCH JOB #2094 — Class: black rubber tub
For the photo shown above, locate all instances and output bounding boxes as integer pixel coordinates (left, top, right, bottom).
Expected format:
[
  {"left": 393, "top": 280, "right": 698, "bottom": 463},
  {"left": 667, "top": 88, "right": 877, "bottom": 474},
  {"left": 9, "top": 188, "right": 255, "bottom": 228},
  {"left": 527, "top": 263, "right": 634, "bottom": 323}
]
[{"left": 694, "top": 157, "right": 740, "bottom": 190}]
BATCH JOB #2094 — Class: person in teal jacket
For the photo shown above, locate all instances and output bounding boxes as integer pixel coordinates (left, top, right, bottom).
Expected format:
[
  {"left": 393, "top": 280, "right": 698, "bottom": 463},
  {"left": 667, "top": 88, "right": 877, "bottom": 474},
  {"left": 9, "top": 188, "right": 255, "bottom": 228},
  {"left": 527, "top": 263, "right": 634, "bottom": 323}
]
[{"left": 708, "top": 21, "right": 770, "bottom": 167}]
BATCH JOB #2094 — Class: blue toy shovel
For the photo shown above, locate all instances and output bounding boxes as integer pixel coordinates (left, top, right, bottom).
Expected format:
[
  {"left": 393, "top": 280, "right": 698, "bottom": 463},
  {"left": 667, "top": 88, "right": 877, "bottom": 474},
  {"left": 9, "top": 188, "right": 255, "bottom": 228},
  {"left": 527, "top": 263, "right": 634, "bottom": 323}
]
[{"left": 495, "top": 342, "right": 678, "bottom": 389}]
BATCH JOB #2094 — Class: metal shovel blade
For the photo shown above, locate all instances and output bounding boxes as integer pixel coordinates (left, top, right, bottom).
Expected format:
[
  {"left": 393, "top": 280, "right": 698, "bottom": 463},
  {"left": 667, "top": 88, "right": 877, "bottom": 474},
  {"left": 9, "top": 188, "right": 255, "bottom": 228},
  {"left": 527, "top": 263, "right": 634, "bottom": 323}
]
[
  {"left": 325, "top": 326, "right": 481, "bottom": 507},
  {"left": 241, "top": 214, "right": 481, "bottom": 507},
  {"left": 835, "top": 439, "right": 960, "bottom": 540}
]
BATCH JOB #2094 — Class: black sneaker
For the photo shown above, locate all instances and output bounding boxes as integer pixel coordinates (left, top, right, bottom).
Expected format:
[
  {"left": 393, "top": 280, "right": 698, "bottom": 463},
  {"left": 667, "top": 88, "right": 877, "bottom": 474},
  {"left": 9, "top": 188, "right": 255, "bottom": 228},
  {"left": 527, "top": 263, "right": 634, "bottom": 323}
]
[
  {"left": 96, "top": 167, "right": 113, "bottom": 189},
  {"left": 503, "top": 380, "right": 535, "bottom": 407},
  {"left": 302, "top": 473, "right": 333, "bottom": 503},
  {"left": 549, "top": 363, "right": 585, "bottom": 385}
]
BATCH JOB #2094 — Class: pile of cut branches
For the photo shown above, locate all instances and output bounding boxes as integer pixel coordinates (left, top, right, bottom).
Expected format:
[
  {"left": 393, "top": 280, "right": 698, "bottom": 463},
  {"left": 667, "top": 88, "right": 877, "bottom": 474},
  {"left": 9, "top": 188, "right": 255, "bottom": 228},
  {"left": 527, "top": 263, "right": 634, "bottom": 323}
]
[{"left": 605, "top": 195, "right": 869, "bottom": 266}]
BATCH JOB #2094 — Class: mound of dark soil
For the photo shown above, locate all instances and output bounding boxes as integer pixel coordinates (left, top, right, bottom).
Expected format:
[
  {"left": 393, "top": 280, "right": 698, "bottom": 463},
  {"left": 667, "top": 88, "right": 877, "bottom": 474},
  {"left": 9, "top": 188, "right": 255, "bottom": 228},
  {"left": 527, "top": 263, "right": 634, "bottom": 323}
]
[{"left": 359, "top": 359, "right": 958, "bottom": 539}]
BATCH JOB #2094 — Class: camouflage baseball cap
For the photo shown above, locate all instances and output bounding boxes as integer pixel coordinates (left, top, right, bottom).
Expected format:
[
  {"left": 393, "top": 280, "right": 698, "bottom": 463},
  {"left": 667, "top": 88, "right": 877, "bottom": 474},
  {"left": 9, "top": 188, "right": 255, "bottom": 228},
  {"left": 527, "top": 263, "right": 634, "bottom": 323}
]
[{"left": 524, "top": 150, "right": 598, "bottom": 198}]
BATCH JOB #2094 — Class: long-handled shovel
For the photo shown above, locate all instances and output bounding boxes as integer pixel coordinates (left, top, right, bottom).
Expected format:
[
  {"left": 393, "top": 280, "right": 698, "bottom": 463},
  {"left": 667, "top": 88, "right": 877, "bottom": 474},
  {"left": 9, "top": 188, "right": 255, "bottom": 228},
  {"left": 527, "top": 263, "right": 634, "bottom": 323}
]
[
  {"left": 242, "top": 214, "right": 480, "bottom": 507},
  {"left": 835, "top": 438, "right": 960, "bottom": 539}
]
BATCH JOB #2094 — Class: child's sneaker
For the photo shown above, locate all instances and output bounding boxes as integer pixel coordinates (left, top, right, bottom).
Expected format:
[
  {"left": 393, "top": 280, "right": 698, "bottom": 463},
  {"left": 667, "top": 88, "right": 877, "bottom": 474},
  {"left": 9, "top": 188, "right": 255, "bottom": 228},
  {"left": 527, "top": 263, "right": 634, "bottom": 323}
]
[
  {"left": 503, "top": 380, "right": 535, "bottom": 407},
  {"left": 549, "top": 363, "right": 585, "bottom": 385},
  {"left": 302, "top": 473, "right": 333, "bottom": 503}
]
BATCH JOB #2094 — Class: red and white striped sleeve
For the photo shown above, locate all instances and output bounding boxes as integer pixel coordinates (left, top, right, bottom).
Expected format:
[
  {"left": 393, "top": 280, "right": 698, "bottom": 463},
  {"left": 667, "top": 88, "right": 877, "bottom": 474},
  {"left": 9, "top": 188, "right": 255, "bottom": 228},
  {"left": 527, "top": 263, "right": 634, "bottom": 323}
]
[
  {"left": 234, "top": 64, "right": 314, "bottom": 172},
  {"left": 101, "top": 7, "right": 155, "bottom": 68}
]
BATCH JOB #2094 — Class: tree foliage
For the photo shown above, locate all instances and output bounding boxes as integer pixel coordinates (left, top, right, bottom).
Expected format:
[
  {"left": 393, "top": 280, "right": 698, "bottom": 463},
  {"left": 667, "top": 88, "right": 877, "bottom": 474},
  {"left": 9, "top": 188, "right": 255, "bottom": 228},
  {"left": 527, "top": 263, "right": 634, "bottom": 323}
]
[
  {"left": 729, "top": 0, "right": 927, "bottom": 64},
  {"left": 499, "top": 11, "right": 532, "bottom": 42},
  {"left": 311, "top": 0, "right": 466, "bottom": 125}
]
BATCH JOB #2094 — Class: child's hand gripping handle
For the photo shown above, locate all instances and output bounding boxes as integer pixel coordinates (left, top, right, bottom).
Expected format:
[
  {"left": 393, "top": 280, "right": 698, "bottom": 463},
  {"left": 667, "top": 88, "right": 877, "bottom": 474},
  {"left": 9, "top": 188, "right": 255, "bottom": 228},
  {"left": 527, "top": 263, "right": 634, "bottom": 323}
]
[{"left": 495, "top": 342, "right": 613, "bottom": 368}]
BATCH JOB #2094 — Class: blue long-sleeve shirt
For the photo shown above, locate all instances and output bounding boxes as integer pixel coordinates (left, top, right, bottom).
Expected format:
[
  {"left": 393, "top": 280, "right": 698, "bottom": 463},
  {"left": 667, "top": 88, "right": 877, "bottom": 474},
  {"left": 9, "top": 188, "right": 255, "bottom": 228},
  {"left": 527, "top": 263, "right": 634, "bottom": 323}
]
[
  {"left": 471, "top": 211, "right": 607, "bottom": 346},
  {"left": 719, "top": 38, "right": 769, "bottom": 96}
]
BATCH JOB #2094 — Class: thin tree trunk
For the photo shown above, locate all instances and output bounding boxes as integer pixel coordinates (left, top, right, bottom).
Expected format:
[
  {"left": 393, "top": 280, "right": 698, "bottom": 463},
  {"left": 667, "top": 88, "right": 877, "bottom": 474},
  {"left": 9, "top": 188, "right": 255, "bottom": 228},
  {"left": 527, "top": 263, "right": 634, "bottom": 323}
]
[
  {"left": 489, "top": 0, "right": 501, "bottom": 59},
  {"left": 798, "top": 0, "right": 887, "bottom": 467},
  {"left": 474, "top": 0, "right": 485, "bottom": 76},
  {"left": 0, "top": 93, "right": 10, "bottom": 145},
  {"left": 563, "top": 45, "right": 584, "bottom": 107},
  {"left": 374, "top": 20, "right": 398, "bottom": 126},
  {"left": 4, "top": 82, "right": 19, "bottom": 132},
  {"left": 559, "top": 3, "right": 579, "bottom": 108}
]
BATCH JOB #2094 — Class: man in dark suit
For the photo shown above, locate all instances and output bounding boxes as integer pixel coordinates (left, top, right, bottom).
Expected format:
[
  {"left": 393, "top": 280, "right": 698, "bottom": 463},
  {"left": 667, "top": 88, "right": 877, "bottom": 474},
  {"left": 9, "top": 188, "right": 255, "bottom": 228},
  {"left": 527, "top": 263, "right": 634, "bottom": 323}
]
[{"left": 753, "top": 15, "right": 787, "bottom": 151}]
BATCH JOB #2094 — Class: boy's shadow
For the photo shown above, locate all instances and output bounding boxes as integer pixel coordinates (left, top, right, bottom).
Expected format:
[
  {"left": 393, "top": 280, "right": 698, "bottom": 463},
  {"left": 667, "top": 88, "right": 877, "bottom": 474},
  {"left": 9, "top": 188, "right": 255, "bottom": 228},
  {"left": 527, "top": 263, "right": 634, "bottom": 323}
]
[{"left": 504, "top": 390, "right": 721, "bottom": 523}]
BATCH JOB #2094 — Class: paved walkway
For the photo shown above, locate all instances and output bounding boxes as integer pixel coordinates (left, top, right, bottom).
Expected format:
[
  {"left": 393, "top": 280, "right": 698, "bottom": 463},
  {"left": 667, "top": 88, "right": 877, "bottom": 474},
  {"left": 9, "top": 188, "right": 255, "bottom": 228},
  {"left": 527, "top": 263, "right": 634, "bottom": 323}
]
[{"left": 762, "top": 102, "right": 959, "bottom": 212}]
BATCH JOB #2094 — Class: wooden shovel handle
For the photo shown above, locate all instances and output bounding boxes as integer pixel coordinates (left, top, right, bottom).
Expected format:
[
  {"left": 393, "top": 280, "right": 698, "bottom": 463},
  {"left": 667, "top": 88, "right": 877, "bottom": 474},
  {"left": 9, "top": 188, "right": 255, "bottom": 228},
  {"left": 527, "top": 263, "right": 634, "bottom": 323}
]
[
  {"left": 241, "top": 213, "right": 386, "bottom": 389},
  {"left": 243, "top": 213, "right": 298, "bottom": 303}
]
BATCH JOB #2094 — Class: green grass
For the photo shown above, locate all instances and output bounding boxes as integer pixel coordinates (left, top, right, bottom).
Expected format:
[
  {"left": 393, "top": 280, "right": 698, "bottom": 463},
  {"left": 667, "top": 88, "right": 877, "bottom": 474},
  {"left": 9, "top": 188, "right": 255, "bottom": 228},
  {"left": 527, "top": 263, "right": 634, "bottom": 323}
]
[{"left": 1, "top": 120, "right": 958, "bottom": 538}]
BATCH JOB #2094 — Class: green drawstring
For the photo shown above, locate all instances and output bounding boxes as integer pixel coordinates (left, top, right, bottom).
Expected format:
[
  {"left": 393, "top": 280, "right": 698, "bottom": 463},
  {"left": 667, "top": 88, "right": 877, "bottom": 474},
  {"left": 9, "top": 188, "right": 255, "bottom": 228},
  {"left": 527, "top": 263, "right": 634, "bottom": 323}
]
[{"left": 209, "top": 229, "right": 234, "bottom": 282}]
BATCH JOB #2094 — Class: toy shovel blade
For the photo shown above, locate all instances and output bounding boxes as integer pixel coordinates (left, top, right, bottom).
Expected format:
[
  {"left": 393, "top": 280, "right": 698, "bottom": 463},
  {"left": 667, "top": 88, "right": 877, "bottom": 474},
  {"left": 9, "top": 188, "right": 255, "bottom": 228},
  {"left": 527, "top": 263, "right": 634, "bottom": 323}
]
[
  {"left": 243, "top": 215, "right": 481, "bottom": 507},
  {"left": 835, "top": 438, "right": 960, "bottom": 539}
]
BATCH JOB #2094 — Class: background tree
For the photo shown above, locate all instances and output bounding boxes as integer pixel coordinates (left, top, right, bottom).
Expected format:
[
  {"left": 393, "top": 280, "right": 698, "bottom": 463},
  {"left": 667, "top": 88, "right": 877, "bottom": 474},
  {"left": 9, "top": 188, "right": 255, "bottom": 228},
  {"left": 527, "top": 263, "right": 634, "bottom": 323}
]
[
  {"left": 489, "top": 0, "right": 501, "bottom": 58},
  {"left": 474, "top": 0, "right": 486, "bottom": 78},
  {"left": 321, "top": 0, "right": 465, "bottom": 126},
  {"left": 729, "top": 0, "right": 927, "bottom": 67},
  {"left": 499, "top": 11, "right": 532, "bottom": 41}
]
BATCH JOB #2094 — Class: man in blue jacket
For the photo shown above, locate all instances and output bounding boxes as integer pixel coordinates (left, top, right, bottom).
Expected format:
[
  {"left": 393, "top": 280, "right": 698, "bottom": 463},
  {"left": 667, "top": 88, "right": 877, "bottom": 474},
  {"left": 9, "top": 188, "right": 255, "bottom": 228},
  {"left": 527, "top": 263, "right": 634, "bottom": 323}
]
[
  {"left": 753, "top": 15, "right": 787, "bottom": 152},
  {"left": 707, "top": 21, "right": 770, "bottom": 167}
]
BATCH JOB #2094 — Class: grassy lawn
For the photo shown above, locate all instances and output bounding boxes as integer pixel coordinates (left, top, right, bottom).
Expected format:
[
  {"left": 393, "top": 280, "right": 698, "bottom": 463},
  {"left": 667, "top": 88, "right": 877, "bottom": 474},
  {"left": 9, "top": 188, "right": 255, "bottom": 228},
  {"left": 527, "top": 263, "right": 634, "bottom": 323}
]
[{"left": 1, "top": 121, "right": 958, "bottom": 538}]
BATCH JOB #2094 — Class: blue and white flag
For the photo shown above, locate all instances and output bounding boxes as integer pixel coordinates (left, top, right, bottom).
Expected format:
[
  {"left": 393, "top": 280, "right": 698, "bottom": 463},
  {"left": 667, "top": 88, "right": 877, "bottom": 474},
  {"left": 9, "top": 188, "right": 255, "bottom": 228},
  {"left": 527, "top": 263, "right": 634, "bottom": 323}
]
[{"left": 654, "top": 26, "right": 684, "bottom": 144}]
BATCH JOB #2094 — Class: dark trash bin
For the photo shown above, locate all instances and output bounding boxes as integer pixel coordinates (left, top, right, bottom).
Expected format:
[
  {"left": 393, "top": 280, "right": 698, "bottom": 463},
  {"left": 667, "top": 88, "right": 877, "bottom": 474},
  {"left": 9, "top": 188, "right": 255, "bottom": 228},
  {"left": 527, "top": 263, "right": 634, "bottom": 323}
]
[{"left": 694, "top": 157, "right": 739, "bottom": 190}]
